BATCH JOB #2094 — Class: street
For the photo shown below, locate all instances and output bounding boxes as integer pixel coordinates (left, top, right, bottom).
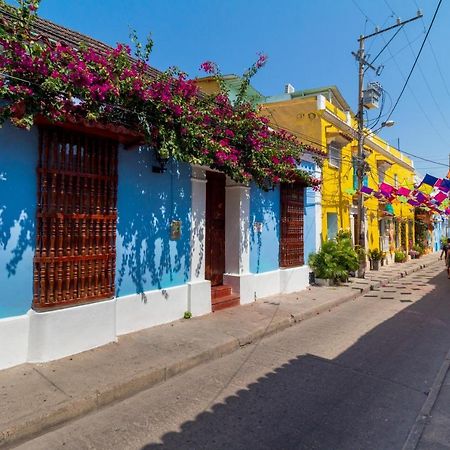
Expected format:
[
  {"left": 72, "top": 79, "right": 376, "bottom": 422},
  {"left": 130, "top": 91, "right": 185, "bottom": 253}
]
[{"left": 13, "top": 259, "right": 450, "bottom": 450}]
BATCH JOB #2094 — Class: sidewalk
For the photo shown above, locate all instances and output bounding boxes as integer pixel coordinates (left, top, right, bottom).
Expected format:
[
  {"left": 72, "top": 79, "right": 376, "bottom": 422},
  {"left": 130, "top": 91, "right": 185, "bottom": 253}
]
[{"left": 0, "top": 253, "right": 441, "bottom": 448}]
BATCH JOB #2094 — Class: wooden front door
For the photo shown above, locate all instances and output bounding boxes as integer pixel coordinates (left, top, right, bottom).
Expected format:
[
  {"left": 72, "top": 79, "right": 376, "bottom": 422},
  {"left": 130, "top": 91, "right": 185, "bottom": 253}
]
[
  {"left": 205, "top": 171, "right": 226, "bottom": 286},
  {"left": 280, "top": 183, "right": 305, "bottom": 267},
  {"left": 33, "top": 127, "right": 118, "bottom": 309}
]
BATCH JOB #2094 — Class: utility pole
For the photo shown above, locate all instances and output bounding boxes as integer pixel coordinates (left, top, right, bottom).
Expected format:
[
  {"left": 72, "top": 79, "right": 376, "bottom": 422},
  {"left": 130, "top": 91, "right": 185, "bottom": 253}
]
[{"left": 353, "top": 11, "right": 423, "bottom": 276}]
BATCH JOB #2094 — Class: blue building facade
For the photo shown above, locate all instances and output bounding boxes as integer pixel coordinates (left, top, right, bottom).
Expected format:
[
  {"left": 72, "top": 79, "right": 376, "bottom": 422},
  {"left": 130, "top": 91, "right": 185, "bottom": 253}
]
[
  {"left": 0, "top": 123, "right": 321, "bottom": 370},
  {"left": 433, "top": 215, "right": 449, "bottom": 252}
]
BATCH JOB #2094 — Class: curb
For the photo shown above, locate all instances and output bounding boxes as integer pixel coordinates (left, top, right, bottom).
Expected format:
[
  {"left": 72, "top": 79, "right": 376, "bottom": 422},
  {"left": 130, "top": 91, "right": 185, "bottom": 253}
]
[
  {"left": 0, "top": 258, "right": 439, "bottom": 448},
  {"left": 402, "top": 348, "right": 450, "bottom": 450}
]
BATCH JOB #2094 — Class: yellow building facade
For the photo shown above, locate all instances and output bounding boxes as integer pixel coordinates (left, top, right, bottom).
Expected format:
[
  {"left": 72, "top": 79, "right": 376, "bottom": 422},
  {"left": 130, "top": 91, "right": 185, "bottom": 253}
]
[{"left": 262, "top": 87, "right": 416, "bottom": 260}]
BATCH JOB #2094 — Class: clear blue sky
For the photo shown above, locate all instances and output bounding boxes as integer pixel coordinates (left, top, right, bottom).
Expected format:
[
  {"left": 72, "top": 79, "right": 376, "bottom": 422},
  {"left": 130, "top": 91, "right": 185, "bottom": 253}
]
[{"left": 8, "top": 0, "right": 450, "bottom": 177}]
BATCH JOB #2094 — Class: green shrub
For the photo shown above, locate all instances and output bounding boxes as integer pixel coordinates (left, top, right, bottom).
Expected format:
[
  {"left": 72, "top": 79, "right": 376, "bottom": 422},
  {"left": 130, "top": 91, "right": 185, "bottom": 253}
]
[
  {"left": 183, "top": 311, "right": 192, "bottom": 319},
  {"left": 367, "top": 248, "right": 383, "bottom": 261},
  {"left": 394, "top": 250, "right": 406, "bottom": 263},
  {"left": 412, "top": 243, "right": 424, "bottom": 255},
  {"left": 309, "top": 236, "right": 358, "bottom": 282}
]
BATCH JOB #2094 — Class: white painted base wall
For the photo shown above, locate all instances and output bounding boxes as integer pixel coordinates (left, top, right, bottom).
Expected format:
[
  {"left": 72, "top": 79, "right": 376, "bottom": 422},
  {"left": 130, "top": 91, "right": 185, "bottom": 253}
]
[
  {"left": 28, "top": 299, "right": 117, "bottom": 363},
  {"left": 187, "top": 280, "right": 212, "bottom": 317},
  {"left": 0, "top": 282, "right": 211, "bottom": 370},
  {"left": 280, "top": 265, "right": 310, "bottom": 294},
  {"left": 0, "top": 267, "right": 310, "bottom": 370},
  {"left": 0, "top": 314, "right": 29, "bottom": 369},
  {"left": 116, "top": 285, "right": 189, "bottom": 336},
  {"left": 226, "top": 265, "right": 310, "bottom": 302}
]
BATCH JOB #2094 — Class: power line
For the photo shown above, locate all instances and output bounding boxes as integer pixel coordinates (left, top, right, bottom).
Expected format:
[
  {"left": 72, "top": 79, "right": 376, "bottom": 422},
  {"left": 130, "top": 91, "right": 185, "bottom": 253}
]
[
  {"left": 384, "top": 0, "right": 443, "bottom": 123},
  {"left": 351, "top": 0, "right": 377, "bottom": 26},
  {"left": 379, "top": 30, "right": 424, "bottom": 65},
  {"left": 414, "top": 0, "right": 450, "bottom": 101},
  {"left": 394, "top": 8, "right": 450, "bottom": 132},
  {"left": 368, "top": 24, "right": 404, "bottom": 67},
  {"left": 398, "top": 148, "right": 449, "bottom": 168},
  {"left": 379, "top": 32, "right": 450, "bottom": 148}
]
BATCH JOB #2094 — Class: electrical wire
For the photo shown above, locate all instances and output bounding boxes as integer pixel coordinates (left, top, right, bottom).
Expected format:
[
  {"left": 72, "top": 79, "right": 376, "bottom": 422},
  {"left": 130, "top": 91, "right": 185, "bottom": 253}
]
[
  {"left": 396, "top": 14, "right": 450, "bottom": 132},
  {"left": 368, "top": 24, "right": 404, "bottom": 67},
  {"left": 395, "top": 148, "right": 449, "bottom": 167},
  {"left": 384, "top": 0, "right": 443, "bottom": 123},
  {"left": 379, "top": 31, "right": 424, "bottom": 65},
  {"left": 414, "top": 0, "right": 450, "bottom": 101},
  {"left": 351, "top": 0, "right": 377, "bottom": 26},
  {"left": 379, "top": 33, "right": 450, "bottom": 148}
]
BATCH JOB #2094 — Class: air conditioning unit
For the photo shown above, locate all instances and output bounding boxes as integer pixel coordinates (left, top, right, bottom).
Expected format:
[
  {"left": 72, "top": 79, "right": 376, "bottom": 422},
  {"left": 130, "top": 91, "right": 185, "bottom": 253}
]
[
  {"left": 363, "top": 81, "right": 382, "bottom": 109},
  {"left": 285, "top": 83, "right": 295, "bottom": 94}
]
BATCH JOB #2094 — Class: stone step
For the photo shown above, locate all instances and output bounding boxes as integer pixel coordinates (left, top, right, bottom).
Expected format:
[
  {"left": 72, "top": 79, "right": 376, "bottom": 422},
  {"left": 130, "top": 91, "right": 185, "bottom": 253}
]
[
  {"left": 211, "top": 284, "right": 233, "bottom": 300},
  {"left": 212, "top": 294, "right": 240, "bottom": 312}
]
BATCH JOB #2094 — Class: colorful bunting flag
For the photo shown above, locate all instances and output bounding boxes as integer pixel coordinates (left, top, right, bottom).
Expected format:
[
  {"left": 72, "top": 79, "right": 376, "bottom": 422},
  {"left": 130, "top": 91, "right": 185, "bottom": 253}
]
[
  {"left": 416, "top": 192, "right": 428, "bottom": 203},
  {"left": 379, "top": 182, "right": 394, "bottom": 196},
  {"left": 438, "top": 179, "right": 450, "bottom": 192},
  {"left": 434, "top": 192, "right": 448, "bottom": 204},
  {"left": 417, "top": 183, "right": 434, "bottom": 195},
  {"left": 360, "top": 186, "right": 373, "bottom": 195},
  {"left": 422, "top": 174, "right": 439, "bottom": 186},
  {"left": 397, "top": 187, "right": 411, "bottom": 197}
]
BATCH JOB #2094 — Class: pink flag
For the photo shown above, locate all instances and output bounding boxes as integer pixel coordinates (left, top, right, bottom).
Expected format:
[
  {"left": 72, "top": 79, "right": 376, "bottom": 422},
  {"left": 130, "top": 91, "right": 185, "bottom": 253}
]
[
  {"left": 434, "top": 192, "right": 448, "bottom": 204},
  {"left": 379, "top": 182, "right": 394, "bottom": 196},
  {"left": 397, "top": 187, "right": 411, "bottom": 197}
]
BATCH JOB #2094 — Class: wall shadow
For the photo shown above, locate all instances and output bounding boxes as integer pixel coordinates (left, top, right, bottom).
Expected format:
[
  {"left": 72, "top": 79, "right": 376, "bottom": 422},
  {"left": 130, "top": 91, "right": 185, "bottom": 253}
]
[
  {"left": 115, "top": 148, "right": 191, "bottom": 297},
  {"left": 249, "top": 184, "right": 279, "bottom": 274},
  {"left": 142, "top": 269, "right": 450, "bottom": 449},
  {"left": 0, "top": 124, "right": 37, "bottom": 318}
]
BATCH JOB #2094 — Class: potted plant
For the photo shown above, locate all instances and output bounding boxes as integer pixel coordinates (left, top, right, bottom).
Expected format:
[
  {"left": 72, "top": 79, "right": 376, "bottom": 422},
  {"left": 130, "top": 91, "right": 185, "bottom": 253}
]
[
  {"left": 308, "top": 233, "right": 359, "bottom": 286},
  {"left": 394, "top": 250, "right": 406, "bottom": 263},
  {"left": 367, "top": 248, "right": 383, "bottom": 270}
]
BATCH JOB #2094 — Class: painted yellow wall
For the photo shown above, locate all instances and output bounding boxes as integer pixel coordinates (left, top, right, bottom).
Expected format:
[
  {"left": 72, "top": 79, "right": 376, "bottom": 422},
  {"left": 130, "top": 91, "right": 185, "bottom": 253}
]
[{"left": 262, "top": 95, "right": 416, "bottom": 255}]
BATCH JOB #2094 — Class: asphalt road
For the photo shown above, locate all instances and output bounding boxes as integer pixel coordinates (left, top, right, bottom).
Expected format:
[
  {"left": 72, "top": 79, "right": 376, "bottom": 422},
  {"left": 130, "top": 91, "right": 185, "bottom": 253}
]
[{"left": 15, "top": 261, "right": 450, "bottom": 450}]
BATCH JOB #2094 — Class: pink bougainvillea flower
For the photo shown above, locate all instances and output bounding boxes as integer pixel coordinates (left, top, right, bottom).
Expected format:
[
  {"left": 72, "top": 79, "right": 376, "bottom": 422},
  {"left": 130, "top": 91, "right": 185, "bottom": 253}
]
[
  {"left": 200, "top": 61, "right": 216, "bottom": 74},
  {"left": 255, "top": 53, "right": 268, "bottom": 69}
]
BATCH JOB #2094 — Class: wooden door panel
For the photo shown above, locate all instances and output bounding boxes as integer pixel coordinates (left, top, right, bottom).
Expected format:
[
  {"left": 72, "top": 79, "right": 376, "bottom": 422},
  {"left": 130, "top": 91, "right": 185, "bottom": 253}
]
[
  {"left": 280, "top": 183, "right": 305, "bottom": 267},
  {"left": 205, "top": 171, "right": 226, "bottom": 286},
  {"left": 33, "top": 127, "right": 118, "bottom": 309}
]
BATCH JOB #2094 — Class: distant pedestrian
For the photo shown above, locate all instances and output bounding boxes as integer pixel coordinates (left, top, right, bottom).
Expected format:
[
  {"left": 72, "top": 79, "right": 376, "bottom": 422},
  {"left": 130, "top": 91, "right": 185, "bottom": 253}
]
[
  {"left": 442, "top": 238, "right": 450, "bottom": 279},
  {"left": 440, "top": 238, "right": 450, "bottom": 261}
]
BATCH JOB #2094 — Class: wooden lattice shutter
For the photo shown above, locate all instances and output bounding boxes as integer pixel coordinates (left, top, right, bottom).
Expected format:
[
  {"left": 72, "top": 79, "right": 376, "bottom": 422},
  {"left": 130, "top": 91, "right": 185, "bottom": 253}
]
[
  {"left": 280, "top": 183, "right": 305, "bottom": 268},
  {"left": 33, "top": 127, "right": 118, "bottom": 309}
]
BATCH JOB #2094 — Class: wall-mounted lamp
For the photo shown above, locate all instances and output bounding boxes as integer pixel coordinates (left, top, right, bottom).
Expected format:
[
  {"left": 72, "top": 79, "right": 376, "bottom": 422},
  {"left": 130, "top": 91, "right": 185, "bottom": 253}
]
[{"left": 152, "top": 151, "right": 169, "bottom": 173}]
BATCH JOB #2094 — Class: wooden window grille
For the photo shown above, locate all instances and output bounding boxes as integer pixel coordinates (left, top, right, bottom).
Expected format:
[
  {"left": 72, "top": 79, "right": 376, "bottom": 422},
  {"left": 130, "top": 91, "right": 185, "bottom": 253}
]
[
  {"left": 280, "top": 183, "right": 305, "bottom": 268},
  {"left": 33, "top": 127, "right": 118, "bottom": 309}
]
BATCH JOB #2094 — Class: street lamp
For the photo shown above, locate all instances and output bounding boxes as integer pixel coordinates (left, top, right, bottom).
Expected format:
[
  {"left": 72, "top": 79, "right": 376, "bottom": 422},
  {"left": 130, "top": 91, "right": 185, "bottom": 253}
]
[
  {"left": 381, "top": 120, "right": 395, "bottom": 128},
  {"left": 366, "top": 120, "right": 396, "bottom": 136}
]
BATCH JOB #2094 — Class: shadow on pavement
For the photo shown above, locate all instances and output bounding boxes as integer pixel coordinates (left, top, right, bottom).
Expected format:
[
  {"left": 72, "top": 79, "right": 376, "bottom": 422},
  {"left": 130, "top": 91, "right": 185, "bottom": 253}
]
[{"left": 143, "top": 269, "right": 450, "bottom": 450}]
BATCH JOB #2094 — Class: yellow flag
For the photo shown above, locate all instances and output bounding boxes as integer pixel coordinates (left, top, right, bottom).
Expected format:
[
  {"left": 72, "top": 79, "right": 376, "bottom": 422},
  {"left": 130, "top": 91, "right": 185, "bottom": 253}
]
[{"left": 418, "top": 183, "right": 433, "bottom": 195}]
